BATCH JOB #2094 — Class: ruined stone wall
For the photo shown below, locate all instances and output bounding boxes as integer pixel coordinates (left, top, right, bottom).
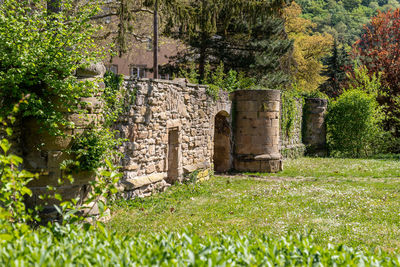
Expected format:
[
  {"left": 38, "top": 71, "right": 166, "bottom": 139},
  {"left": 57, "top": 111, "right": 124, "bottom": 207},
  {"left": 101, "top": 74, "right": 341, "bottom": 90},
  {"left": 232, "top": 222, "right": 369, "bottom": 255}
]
[
  {"left": 280, "top": 98, "right": 305, "bottom": 159},
  {"left": 117, "top": 79, "right": 231, "bottom": 198},
  {"left": 20, "top": 64, "right": 106, "bottom": 216},
  {"left": 303, "top": 98, "right": 328, "bottom": 156}
]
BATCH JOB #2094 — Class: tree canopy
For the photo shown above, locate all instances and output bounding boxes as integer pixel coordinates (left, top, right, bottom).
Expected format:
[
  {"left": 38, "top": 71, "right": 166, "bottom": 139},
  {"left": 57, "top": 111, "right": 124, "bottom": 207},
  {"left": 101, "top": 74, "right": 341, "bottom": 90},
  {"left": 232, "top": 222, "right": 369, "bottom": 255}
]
[{"left": 0, "top": 0, "right": 102, "bottom": 133}]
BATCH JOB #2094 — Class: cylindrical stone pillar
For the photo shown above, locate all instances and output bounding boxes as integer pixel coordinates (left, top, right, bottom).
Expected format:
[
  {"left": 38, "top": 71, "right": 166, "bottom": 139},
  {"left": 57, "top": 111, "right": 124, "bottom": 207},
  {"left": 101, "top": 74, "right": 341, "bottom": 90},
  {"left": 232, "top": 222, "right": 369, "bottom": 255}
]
[
  {"left": 303, "top": 98, "right": 328, "bottom": 156},
  {"left": 23, "top": 63, "right": 106, "bottom": 218},
  {"left": 233, "top": 90, "right": 282, "bottom": 173}
]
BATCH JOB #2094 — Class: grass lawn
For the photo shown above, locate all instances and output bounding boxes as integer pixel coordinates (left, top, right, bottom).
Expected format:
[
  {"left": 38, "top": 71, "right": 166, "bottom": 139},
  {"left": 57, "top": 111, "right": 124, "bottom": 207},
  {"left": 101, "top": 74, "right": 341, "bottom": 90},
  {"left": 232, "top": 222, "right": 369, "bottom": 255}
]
[{"left": 107, "top": 157, "right": 400, "bottom": 253}]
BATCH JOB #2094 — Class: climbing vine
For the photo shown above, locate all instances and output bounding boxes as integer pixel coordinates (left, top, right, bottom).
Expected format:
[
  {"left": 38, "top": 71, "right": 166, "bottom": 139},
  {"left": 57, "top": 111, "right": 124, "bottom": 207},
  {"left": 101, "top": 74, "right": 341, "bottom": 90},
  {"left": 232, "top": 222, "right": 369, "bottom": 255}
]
[
  {"left": 66, "top": 72, "right": 127, "bottom": 172},
  {"left": 102, "top": 71, "right": 125, "bottom": 127},
  {"left": 281, "top": 90, "right": 303, "bottom": 139}
]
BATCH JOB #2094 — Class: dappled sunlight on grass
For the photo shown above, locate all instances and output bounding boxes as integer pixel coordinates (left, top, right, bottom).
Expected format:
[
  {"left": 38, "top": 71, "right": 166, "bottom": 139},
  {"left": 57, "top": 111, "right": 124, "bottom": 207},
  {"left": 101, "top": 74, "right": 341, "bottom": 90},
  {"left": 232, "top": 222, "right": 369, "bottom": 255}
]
[
  {"left": 246, "top": 157, "right": 400, "bottom": 178},
  {"left": 108, "top": 157, "right": 400, "bottom": 252}
]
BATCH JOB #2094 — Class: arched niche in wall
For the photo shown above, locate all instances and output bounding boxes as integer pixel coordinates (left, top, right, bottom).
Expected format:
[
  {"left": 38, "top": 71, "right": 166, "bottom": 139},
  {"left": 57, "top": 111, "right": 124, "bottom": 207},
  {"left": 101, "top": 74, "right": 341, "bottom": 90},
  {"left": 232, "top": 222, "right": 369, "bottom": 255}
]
[{"left": 213, "top": 110, "right": 231, "bottom": 173}]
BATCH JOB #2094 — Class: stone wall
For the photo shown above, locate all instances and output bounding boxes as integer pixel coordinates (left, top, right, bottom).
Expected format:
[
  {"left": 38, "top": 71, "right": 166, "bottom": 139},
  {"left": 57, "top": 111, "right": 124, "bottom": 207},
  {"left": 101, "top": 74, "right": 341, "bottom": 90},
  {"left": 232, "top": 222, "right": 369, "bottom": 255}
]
[
  {"left": 280, "top": 98, "right": 305, "bottom": 159},
  {"left": 303, "top": 98, "right": 328, "bottom": 156},
  {"left": 20, "top": 63, "right": 106, "bottom": 216},
  {"left": 13, "top": 70, "right": 329, "bottom": 205},
  {"left": 116, "top": 78, "right": 231, "bottom": 198}
]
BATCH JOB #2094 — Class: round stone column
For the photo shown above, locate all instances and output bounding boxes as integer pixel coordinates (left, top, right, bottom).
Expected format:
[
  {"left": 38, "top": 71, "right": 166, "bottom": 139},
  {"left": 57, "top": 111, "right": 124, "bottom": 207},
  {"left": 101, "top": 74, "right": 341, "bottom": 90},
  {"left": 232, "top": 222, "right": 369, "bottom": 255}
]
[
  {"left": 303, "top": 98, "right": 328, "bottom": 156},
  {"left": 233, "top": 90, "right": 282, "bottom": 173}
]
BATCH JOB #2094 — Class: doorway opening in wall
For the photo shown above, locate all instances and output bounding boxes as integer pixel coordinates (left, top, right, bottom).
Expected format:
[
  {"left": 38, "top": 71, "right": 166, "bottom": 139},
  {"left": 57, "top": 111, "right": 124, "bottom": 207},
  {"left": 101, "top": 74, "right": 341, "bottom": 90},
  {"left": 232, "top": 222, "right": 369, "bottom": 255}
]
[
  {"left": 214, "top": 111, "right": 231, "bottom": 173},
  {"left": 167, "top": 128, "right": 179, "bottom": 183}
]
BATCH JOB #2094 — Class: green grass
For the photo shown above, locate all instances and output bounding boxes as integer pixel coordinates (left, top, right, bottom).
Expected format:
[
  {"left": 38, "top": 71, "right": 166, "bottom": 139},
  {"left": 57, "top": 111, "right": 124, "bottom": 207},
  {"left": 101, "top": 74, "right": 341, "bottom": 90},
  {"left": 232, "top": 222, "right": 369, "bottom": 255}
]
[
  {"left": 108, "top": 157, "right": 400, "bottom": 253},
  {"left": 247, "top": 157, "right": 400, "bottom": 179}
]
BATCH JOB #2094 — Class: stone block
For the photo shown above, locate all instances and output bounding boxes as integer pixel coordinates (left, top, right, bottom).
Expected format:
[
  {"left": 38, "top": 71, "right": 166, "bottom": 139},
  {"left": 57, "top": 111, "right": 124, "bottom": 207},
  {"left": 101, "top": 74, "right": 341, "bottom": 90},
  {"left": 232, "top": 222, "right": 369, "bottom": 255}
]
[
  {"left": 146, "top": 164, "right": 155, "bottom": 174},
  {"left": 252, "top": 135, "right": 273, "bottom": 145},
  {"left": 80, "top": 97, "right": 103, "bottom": 113},
  {"left": 259, "top": 112, "right": 278, "bottom": 119},
  {"left": 122, "top": 176, "right": 151, "bottom": 190},
  {"left": 76, "top": 63, "right": 106, "bottom": 78},
  {"left": 124, "top": 163, "right": 139, "bottom": 171},
  {"left": 240, "top": 112, "right": 258, "bottom": 119},
  {"left": 148, "top": 173, "right": 165, "bottom": 183},
  {"left": 67, "top": 114, "right": 99, "bottom": 128},
  {"left": 261, "top": 101, "right": 280, "bottom": 112},
  {"left": 234, "top": 160, "right": 260, "bottom": 172},
  {"left": 271, "top": 118, "right": 280, "bottom": 128},
  {"left": 235, "top": 135, "right": 251, "bottom": 145},
  {"left": 47, "top": 151, "right": 69, "bottom": 169},
  {"left": 138, "top": 131, "right": 148, "bottom": 139},
  {"left": 236, "top": 101, "right": 259, "bottom": 112},
  {"left": 259, "top": 160, "right": 283, "bottom": 173}
]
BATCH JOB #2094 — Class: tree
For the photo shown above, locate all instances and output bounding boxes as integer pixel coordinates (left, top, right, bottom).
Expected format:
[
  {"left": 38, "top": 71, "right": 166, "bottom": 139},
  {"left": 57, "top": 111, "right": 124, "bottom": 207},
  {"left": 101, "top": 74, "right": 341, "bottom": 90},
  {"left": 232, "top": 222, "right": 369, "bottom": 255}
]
[
  {"left": 283, "top": 2, "right": 333, "bottom": 92},
  {"left": 351, "top": 8, "right": 400, "bottom": 136},
  {"left": 165, "top": 0, "right": 293, "bottom": 88},
  {"left": 91, "top": 0, "right": 190, "bottom": 79},
  {"left": 296, "top": 0, "right": 400, "bottom": 48},
  {"left": 0, "top": 0, "right": 102, "bottom": 134},
  {"left": 320, "top": 39, "right": 351, "bottom": 98}
]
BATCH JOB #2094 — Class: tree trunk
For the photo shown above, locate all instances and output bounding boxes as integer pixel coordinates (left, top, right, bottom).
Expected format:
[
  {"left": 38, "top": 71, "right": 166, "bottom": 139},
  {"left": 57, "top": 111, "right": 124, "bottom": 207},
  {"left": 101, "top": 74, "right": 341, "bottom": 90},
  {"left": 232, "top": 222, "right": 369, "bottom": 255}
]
[
  {"left": 198, "top": 0, "right": 207, "bottom": 82},
  {"left": 199, "top": 35, "right": 207, "bottom": 83},
  {"left": 153, "top": 0, "right": 159, "bottom": 79}
]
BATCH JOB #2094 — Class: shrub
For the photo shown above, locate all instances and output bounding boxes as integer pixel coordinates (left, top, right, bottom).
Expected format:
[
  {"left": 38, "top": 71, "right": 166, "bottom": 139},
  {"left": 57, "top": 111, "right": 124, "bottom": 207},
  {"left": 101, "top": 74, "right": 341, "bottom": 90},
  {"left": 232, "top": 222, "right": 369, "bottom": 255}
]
[
  {"left": 0, "top": 99, "right": 39, "bottom": 223},
  {"left": 326, "top": 89, "right": 386, "bottom": 157},
  {"left": 0, "top": 0, "right": 102, "bottom": 135},
  {"left": 0, "top": 227, "right": 398, "bottom": 266},
  {"left": 281, "top": 90, "right": 303, "bottom": 139}
]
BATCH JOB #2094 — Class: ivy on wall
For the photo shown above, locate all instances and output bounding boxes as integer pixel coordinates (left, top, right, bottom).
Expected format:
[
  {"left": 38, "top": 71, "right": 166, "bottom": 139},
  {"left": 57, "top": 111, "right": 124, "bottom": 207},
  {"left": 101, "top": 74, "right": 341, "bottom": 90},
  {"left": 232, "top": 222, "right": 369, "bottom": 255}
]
[
  {"left": 66, "top": 72, "right": 127, "bottom": 172},
  {"left": 281, "top": 90, "right": 303, "bottom": 139}
]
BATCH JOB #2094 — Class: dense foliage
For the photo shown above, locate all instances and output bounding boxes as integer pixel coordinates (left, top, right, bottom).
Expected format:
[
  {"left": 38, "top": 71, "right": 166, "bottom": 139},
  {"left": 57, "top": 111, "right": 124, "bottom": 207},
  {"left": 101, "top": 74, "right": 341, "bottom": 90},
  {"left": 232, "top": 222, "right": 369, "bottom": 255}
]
[
  {"left": 326, "top": 89, "right": 385, "bottom": 157},
  {"left": 165, "top": 0, "right": 293, "bottom": 89},
  {"left": 284, "top": 2, "right": 333, "bottom": 92},
  {"left": 177, "top": 62, "right": 255, "bottom": 99},
  {"left": 351, "top": 8, "right": 400, "bottom": 138},
  {"left": 296, "top": 0, "right": 400, "bottom": 47},
  {"left": 321, "top": 40, "right": 351, "bottom": 98},
  {"left": 1, "top": 226, "right": 399, "bottom": 266},
  {"left": 0, "top": 100, "right": 39, "bottom": 223},
  {"left": 0, "top": 0, "right": 102, "bottom": 135}
]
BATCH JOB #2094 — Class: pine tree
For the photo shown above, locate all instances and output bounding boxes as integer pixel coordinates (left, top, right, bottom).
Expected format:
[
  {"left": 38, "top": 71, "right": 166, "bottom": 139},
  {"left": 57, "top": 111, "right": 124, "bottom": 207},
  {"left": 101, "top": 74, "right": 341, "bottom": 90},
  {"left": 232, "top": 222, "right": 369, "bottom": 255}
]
[
  {"left": 321, "top": 39, "right": 350, "bottom": 98},
  {"left": 165, "top": 0, "right": 293, "bottom": 88}
]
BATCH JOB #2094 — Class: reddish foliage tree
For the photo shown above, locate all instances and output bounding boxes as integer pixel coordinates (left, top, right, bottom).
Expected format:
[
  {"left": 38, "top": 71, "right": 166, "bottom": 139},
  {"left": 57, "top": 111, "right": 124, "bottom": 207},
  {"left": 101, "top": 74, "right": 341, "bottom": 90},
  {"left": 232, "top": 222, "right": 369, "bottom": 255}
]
[{"left": 352, "top": 9, "right": 400, "bottom": 137}]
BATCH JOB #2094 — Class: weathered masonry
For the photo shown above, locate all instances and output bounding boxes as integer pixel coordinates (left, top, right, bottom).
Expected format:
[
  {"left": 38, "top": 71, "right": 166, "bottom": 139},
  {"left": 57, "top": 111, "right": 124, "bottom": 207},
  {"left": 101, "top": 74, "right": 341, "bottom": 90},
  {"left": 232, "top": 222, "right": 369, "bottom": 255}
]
[
  {"left": 117, "top": 79, "right": 286, "bottom": 197},
  {"left": 18, "top": 70, "right": 326, "bottom": 203},
  {"left": 117, "top": 79, "right": 232, "bottom": 197}
]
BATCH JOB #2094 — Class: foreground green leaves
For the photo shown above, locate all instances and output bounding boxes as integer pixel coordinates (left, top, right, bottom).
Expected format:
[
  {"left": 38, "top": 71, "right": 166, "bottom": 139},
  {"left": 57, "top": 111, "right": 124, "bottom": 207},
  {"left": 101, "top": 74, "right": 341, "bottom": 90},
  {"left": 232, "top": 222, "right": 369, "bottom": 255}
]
[{"left": 0, "top": 224, "right": 399, "bottom": 266}]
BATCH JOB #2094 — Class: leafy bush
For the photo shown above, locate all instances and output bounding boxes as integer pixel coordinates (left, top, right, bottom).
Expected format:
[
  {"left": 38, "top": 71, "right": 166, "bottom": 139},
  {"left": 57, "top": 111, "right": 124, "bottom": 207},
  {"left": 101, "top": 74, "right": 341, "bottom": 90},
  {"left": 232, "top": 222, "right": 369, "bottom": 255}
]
[
  {"left": 281, "top": 90, "right": 304, "bottom": 139},
  {"left": 103, "top": 71, "right": 125, "bottom": 127},
  {"left": 0, "top": 100, "right": 39, "bottom": 223},
  {"left": 0, "top": 0, "right": 102, "bottom": 135},
  {"left": 326, "top": 89, "right": 387, "bottom": 157},
  {"left": 0, "top": 226, "right": 398, "bottom": 266},
  {"left": 68, "top": 129, "right": 123, "bottom": 172},
  {"left": 177, "top": 62, "right": 255, "bottom": 99}
]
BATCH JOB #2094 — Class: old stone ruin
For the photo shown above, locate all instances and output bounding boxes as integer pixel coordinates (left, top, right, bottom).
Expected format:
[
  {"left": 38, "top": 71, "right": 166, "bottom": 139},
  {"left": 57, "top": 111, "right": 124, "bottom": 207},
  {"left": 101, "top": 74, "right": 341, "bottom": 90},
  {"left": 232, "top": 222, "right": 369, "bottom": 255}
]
[{"left": 10, "top": 65, "right": 327, "bottom": 211}]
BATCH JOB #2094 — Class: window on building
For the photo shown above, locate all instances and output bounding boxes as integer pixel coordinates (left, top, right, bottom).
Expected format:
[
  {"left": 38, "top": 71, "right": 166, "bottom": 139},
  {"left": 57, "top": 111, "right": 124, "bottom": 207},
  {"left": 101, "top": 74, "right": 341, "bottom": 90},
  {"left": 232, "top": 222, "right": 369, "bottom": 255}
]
[
  {"left": 106, "top": 64, "right": 118, "bottom": 74},
  {"left": 130, "top": 65, "right": 147, "bottom": 79},
  {"left": 159, "top": 73, "right": 170, "bottom": 80}
]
